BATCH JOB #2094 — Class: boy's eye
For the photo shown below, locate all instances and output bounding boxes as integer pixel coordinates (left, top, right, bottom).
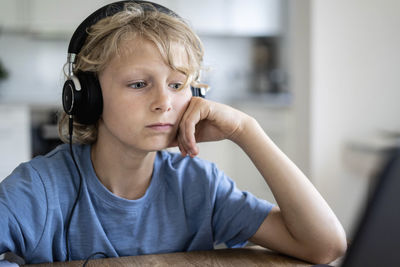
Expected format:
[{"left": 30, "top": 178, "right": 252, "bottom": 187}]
[
  {"left": 169, "top": 83, "right": 183, "bottom": 90},
  {"left": 129, "top": 81, "right": 147, "bottom": 89}
]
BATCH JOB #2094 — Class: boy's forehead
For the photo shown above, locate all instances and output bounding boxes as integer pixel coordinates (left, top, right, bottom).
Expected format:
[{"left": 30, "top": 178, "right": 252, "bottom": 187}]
[{"left": 116, "top": 37, "right": 190, "bottom": 68}]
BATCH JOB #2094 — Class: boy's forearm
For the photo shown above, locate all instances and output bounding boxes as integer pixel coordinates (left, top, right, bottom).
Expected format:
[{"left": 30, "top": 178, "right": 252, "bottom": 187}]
[{"left": 230, "top": 116, "right": 346, "bottom": 250}]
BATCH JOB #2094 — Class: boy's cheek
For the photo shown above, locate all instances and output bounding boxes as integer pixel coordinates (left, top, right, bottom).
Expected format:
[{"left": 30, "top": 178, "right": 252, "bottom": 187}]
[{"left": 178, "top": 95, "right": 192, "bottom": 114}]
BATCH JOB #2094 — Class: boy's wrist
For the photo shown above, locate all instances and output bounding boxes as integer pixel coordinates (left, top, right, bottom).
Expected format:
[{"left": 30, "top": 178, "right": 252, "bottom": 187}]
[{"left": 229, "top": 115, "right": 258, "bottom": 146}]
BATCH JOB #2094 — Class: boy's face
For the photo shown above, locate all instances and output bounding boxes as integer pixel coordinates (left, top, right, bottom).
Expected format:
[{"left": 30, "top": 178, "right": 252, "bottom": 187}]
[{"left": 97, "top": 38, "right": 192, "bottom": 153}]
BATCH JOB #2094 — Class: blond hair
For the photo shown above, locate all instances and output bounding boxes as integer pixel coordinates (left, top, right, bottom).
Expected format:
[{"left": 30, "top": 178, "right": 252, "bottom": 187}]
[{"left": 58, "top": 2, "right": 205, "bottom": 144}]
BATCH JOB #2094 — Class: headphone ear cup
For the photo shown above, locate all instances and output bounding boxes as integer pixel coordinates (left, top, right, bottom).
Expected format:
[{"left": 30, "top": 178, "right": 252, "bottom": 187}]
[
  {"left": 190, "top": 86, "right": 206, "bottom": 98},
  {"left": 74, "top": 71, "right": 103, "bottom": 125},
  {"left": 62, "top": 77, "right": 81, "bottom": 116}
]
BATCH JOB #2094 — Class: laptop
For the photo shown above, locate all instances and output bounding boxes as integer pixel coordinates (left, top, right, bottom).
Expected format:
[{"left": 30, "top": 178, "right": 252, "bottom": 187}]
[{"left": 338, "top": 146, "right": 400, "bottom": 267}]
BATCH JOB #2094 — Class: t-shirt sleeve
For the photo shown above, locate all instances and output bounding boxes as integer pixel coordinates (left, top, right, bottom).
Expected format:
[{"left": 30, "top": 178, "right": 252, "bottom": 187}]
[
  {"left": 210, "top": 164, "right": 274, "bottom": 248},
  {"left": 0, "top": 163, "right": 47, "bottom": 258}
]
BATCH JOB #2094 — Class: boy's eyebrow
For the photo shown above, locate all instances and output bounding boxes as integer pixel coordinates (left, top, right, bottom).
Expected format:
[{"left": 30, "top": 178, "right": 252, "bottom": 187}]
[{"left": 116, "top": 67, "right": 188, "bottom": 79}]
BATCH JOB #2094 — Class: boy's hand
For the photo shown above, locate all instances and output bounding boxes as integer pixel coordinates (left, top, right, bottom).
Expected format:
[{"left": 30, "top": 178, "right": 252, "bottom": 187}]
[{"left": 172, "top": 97, "right": 251, "bottom": 157}]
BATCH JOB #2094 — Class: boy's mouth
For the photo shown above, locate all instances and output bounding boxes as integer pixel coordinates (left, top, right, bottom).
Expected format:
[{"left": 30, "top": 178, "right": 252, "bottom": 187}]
[{"left": 146, "top": 123, "right": 174, "bottom": 131}]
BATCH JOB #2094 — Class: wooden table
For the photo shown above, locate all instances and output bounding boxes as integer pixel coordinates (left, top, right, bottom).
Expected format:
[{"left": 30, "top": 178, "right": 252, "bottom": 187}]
[{"left": 25, "top": 246, "right": 314, "bottom": 267}]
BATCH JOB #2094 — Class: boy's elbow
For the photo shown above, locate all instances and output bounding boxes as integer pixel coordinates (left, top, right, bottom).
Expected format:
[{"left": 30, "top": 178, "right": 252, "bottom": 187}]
[
  {"left": 312, "top": 240, "right": 347, "bottom": 264},
  {"left": 307, "top": 229, "right": 348, "bottom": 264}
]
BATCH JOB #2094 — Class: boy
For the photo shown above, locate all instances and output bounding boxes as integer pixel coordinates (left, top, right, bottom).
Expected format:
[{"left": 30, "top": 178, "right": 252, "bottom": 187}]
[{"left": 0, "top": 1, "right": 346, "bottom": 264}]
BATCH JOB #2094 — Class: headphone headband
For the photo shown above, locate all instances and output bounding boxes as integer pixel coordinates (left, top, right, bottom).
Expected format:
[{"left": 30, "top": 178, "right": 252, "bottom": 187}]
[{"left": 68, "top": 0, "right": 179, "bottom": 56}]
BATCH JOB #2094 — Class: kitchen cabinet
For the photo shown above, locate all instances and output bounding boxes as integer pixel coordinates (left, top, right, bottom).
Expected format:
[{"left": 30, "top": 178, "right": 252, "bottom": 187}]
[
  {"left": 27, "top": 0, "right": 118, "bottom": 35},
  {"left": 1, "top": 0, "right": 282, "bottom": 37},
  {"left": 0, "top": 105, "right": 31, "bottom": 182},
  {"left": 0, "top": 0, "right": 27, "bottom": 31},
  {"left": 157, "top": 0, "right": 282, "bottom": 36},
  {"left": 0, "top": 0, "right": 114, "bottom": 34}
]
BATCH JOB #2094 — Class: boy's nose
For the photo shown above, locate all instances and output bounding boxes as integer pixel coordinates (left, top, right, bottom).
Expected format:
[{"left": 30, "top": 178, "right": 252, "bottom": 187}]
[{"left": 150, "top": 86, "right": 172, "bottom": 112}]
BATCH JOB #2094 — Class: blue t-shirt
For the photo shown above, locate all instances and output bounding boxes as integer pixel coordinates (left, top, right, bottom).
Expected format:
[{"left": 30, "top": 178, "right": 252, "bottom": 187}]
[{"left": 0, "top": 144, "right": 273, "bottom": 263}]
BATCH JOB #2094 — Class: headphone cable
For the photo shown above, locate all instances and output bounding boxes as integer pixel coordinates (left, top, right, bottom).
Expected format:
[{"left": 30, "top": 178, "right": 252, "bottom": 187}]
[
  {"left": 65, "top": 115, "right": 83, "bottom": 261},
  {"left": 82, "top": 252, "right": 108, "bottom": 267},
  {"left": 64, "top": 116, "right": 109, "bottom": 264}
]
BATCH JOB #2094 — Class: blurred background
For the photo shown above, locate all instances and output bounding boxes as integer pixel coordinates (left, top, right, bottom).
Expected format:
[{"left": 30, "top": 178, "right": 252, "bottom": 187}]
[{"left": 0, "top": 0, "right": 399, "bottom": 239}]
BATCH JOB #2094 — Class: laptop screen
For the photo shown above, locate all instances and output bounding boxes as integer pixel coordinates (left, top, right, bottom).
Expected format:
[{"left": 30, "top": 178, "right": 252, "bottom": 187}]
[{"left": 341, "top": 147, "right": 400, "bottom": 267}]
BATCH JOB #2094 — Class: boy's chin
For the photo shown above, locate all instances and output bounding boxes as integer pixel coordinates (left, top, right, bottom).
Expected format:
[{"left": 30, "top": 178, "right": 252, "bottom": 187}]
[
  {"left": 140, "top": 136, "right": 177, "bottom": 152},
  {"left": 149, "top": 142, "right": 173, "bottom": 152}
]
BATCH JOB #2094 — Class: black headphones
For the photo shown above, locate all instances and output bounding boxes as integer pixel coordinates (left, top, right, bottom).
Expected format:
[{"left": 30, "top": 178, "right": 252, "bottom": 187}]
[{"left": 62, "top": 0, "right": 206, "bottom": 125}]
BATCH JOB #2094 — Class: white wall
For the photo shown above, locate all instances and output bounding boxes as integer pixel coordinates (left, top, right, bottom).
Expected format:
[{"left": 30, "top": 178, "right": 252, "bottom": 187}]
[
  {"left": 286, "top": 0, "right": 311, "bottom": 176},
  {"left": 310, "top": 0, "right": 400, "bottom": 233}
]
